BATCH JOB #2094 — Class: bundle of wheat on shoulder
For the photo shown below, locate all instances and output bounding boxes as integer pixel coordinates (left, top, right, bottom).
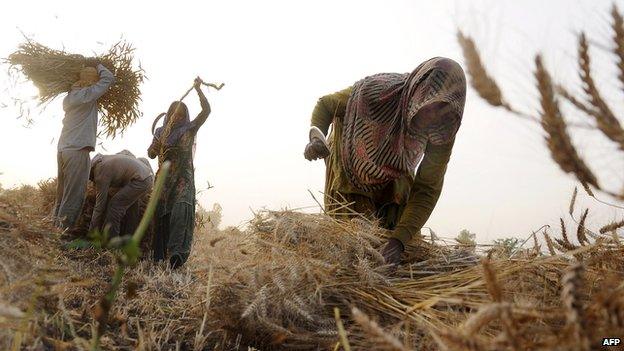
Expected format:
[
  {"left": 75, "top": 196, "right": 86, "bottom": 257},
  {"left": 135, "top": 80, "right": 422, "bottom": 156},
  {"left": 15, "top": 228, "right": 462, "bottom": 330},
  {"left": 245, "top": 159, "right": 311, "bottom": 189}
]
[{"left": 6, "top": 39, "right": 145, "bottom": 137}]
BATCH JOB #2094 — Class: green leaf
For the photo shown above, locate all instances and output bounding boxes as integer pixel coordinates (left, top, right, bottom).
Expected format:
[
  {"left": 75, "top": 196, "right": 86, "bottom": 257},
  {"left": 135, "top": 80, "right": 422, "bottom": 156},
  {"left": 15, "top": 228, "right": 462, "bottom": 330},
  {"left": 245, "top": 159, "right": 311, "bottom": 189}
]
[{"left": 63, "top": 239, "right": 93, "bottom": 250}]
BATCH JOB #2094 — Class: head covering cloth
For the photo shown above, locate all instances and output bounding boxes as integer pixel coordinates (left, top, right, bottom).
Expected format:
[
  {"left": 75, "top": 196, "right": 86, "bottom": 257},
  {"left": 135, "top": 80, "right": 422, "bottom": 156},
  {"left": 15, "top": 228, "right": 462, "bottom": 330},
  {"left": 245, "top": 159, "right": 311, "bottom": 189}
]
[
  {"left": 341, "top": 57, "right": 466, "bottom": 192},
  {"left": 153, "top": 101, "right": 194, "bottom": 147}
]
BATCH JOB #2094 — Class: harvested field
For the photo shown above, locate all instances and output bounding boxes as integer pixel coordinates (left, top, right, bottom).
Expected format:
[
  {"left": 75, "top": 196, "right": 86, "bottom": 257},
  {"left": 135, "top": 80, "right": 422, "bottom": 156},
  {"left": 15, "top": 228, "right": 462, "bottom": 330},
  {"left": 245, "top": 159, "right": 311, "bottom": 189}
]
[{"left": 1, "top": 184, "right": 623, "bottom": 350}]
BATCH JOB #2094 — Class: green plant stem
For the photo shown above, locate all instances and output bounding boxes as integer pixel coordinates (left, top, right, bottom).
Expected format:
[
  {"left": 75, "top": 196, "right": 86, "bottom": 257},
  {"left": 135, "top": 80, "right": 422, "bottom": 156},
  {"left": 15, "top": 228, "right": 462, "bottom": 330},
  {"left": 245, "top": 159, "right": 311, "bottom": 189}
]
[
  {"left": 334, "top": 307, "right": 351, "bottom": 351},
  {"left": 90, "top": 161, "right": 170, "bottom": 350},
  {"left": 131, "top": 161, "right": 170, "bottom": 248},
  {"left": 105, "top": 265, "right": 125, "bottom": 304}
]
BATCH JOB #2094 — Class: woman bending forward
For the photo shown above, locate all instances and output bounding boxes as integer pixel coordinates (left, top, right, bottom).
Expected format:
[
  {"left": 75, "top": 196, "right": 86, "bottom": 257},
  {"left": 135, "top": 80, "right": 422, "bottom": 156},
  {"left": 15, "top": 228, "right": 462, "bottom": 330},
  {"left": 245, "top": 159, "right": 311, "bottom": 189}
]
[{"left": 304, "top": 57, "right": 466, "bottom": 266}]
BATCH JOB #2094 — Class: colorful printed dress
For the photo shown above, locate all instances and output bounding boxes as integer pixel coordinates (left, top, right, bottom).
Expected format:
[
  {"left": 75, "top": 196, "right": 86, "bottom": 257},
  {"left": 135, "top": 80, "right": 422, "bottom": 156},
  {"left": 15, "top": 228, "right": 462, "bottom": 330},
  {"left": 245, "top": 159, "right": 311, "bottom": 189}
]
[
  {"left": 148, "top": 92, "right": 210, "bottom": 267},
  {"left": 149, "top": 131, "right": 197, "bottom": 265}
]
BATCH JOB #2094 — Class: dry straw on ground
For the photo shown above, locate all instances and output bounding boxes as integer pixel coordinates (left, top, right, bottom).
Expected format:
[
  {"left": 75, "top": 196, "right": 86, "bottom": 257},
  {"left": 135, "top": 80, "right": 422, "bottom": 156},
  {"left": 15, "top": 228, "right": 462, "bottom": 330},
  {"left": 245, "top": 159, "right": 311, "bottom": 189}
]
[
  {"left": 6, "top": 39, "right": 145, "bottom": 138},
  {"left": 1, "top": 185, "right": 623, "bottom": 350}
]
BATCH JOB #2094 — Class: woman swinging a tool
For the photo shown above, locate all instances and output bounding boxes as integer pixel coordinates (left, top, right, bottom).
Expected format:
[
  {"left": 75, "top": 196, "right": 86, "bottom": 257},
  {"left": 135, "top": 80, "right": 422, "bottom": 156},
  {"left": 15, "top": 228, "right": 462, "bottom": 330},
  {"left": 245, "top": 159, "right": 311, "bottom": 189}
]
[{"left": 148, "top": 77, "right": 212, "bottom": 268}]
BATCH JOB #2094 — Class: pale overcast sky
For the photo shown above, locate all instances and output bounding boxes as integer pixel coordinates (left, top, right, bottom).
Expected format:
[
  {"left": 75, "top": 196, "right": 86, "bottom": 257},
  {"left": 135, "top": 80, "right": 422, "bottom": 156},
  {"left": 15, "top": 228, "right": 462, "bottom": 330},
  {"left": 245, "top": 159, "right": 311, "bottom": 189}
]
[{"left": 1, "top": 0, "right": 622, "bottom": 242}]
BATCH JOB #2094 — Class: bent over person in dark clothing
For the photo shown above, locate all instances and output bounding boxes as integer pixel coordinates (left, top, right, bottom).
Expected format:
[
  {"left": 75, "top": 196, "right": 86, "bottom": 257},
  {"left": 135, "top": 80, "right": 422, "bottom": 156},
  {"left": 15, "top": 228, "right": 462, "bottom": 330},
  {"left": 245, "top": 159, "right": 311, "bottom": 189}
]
[
  {"left": 304, "top": 57, "right": 466, "bottom": 266},
  {"left": 148, "top": 77, "right": 211, "bottom": 269},
  {"left": 89, "top": 152, "right": 154, "bottom": 237}
]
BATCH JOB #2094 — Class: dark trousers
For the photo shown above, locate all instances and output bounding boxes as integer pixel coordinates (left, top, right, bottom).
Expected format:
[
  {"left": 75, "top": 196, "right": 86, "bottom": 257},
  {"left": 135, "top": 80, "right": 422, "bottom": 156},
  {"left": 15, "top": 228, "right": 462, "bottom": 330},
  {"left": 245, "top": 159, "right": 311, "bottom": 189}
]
[
  {"left": 153, "top": 202, "right": 195, "bottom": 268},
  {"left": 54, "top": 149, "right": 91, "bottom": 229},
  {"left": 104, "top": 177, "right": 153, "bottom": 237},
  {"left": 153, "top": 213, "right": 171, "bottom": 262},
  {"left": 119, "top": 201, "right": 141, "bottom": 237}
]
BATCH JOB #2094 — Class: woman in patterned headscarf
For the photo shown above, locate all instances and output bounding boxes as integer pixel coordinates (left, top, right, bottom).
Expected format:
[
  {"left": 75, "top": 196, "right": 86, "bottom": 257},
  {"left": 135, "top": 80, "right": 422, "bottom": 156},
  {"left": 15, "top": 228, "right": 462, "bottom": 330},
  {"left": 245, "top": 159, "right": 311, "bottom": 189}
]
[
  {"left": 304, "top": 57, "right": 466, "bottom": 266},
  {"left": 148, "top": 78, "right": 211, "bottom": 268}
]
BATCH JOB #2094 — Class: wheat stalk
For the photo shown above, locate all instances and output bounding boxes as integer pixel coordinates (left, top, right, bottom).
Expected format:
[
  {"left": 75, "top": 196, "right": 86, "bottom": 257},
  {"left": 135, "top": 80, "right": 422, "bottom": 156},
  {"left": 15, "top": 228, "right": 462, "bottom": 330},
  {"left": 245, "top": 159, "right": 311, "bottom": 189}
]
[
  {"left": 561, "top": 262, "right": 589, "bottom": 351},
  {"left": 334, "top": 308, "right": 351, "bottom": 351},
  {"left": 481, "top": 258, "right": 502, "bottom": 302},
  {"left": 543, "top": 232, "right": 557, "bottom": 255},
  {"left": 578, "top": 33, "right": 624, "bottom": 149},
  {"left": 599, "top": 220, "right": 624, "bottom": 234},
  {"left": 499, "top": 303, "right": 520, "bottom": 351},
  {"left": 576, "top": 209, "right": 589, "bottom": 245},
  {"left": 461, "top": 303, "right": 504, "bottom": 335},
  {"left": 532, "top": 231, "right": 541, "bottom": 255},
  {"left": 534, "top": 55, "right": 600, "bottom": 188},
  {"left": 610, "top": 230, "right": 622, "bottom": 246},
  {"left": 457, "top": 31, "right": 592, "bottom": 129},
  {"left": 459, "top": 12, "right": 624, "bottom": 197},
  {"left": 559, "top": 218, "right": 577, "bottom": 250},
  {"left": 351, "top": 307, "right": 412, "bottom": 351},
  {"left": 242, "top": 285, "right": 269, "bottom": 319},
  {"left": 569, "top": 187, "right": 578, "bottom": 216},
  {"left": 611, "top": 4, "right": 624, "bottom": 93},
  {"left": 457, "top": 31, "right": 508, "bottom": 110},
  {"left": 557, "top": 85, "right": 600, "bottom": 119}
]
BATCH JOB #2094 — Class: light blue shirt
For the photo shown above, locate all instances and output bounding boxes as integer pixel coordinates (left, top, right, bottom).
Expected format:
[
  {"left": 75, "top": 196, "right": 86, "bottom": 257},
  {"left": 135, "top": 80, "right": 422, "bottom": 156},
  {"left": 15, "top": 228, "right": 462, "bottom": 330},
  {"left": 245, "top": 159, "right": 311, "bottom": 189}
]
[{"left": 58, "top": 64, "right": 115, "bottom": 152}]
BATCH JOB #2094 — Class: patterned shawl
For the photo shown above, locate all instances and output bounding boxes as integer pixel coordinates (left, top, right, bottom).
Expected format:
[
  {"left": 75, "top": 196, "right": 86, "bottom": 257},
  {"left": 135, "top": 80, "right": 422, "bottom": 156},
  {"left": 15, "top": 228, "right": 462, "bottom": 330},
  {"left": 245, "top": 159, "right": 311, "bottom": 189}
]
[{"left": 341, "top": 57, "right": 466, "bottom": 192}]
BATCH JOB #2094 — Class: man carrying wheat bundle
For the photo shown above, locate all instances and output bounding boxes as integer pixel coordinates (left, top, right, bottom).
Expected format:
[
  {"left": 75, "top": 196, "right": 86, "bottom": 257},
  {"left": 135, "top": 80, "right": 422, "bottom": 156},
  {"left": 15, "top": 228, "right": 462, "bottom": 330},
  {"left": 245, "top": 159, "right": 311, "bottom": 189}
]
[
  {"left": 53, "top": 60, "right": 116, "bottom": 229},
  {"left": 304, "top": 57, "right": 466, "bottom": 266}
]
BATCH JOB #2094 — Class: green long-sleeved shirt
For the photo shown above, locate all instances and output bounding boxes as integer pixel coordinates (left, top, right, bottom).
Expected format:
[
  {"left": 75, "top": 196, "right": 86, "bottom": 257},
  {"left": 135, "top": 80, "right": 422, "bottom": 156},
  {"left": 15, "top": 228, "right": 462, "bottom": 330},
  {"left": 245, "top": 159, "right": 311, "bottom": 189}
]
[{"left": 310, "top": 88, "right": 454, "bottom": 246}]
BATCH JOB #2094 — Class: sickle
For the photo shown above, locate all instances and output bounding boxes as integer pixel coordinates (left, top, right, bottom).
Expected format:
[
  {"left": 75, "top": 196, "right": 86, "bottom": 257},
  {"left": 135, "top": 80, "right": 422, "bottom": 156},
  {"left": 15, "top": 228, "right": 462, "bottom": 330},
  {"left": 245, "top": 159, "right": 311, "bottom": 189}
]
[{"left": 151, "top": 112, "right": 167, "bottom": 137}]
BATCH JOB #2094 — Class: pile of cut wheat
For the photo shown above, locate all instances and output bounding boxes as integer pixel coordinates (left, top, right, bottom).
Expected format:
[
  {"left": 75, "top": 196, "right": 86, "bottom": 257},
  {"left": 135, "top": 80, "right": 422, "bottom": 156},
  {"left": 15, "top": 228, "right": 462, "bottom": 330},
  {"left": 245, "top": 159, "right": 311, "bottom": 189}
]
[
  {"left": 1, "top": 183, "right": 624, "bottom": 350},
  {"left": 206, "top": 210, "right": 624, "bottom": 350},
  {"left": 6, "top": 39, "right": 144, "bottom": 137}
]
